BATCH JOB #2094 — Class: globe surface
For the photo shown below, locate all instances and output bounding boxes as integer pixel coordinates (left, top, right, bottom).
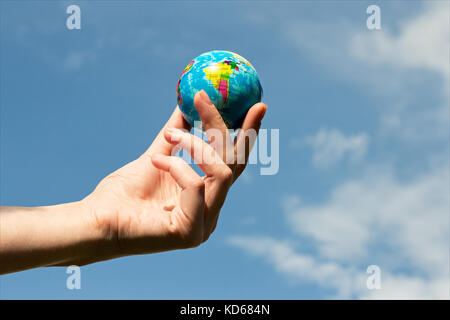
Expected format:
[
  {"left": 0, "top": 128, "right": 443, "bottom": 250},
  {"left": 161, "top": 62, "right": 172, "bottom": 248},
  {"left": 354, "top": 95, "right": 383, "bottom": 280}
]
[{"left": 176, "top": 50, "right": 262, "bottom": 129}]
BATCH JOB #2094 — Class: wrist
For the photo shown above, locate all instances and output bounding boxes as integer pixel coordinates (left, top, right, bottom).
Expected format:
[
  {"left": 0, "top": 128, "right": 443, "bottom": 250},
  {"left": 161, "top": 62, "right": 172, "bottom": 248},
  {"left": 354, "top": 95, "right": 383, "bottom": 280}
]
[
  {"left": 44, "top": 200, "right": 120, "bottom": 267},
  {"left": 50, "top": 200, "right": 116, "bottom": 266},
  {"left": 79, "top": 196, "right": 122, "bottom": 264}
]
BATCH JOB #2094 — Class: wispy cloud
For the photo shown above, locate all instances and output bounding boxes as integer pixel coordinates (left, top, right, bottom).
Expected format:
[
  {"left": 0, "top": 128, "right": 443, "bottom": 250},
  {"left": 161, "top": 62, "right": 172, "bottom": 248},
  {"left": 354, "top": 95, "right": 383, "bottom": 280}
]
[
  {"left": 228, "top": 234, "right": 448, "bottom": 299},
  {"left": 351, "top": 2, "right": 449, "bottom": 81},
  {"left": 350, "top": 2, "right": 449, "bottom": 141},
  {"left": 272, "top": 2, "right": 449, "bottom": 143},
  {"left": 61, "top": 51, "right": 96, "bottom": 71},
  {"left": 303, "top": 128, "right": 368, "bottom": 169},
  {"left": 289, "top": 164, "right": 449, "bottom": 273},
  {"left": 8, "top": 5, "right": 196, "bottom": 72},
  {"left": 228, "top": 235, "right": 363, "bottom": 298},
  {"left": 228, "top": 163, "right": 449, "bottom": 299},
  {"left": 232, "top": 2, "right": 450, "bottom": 299}
]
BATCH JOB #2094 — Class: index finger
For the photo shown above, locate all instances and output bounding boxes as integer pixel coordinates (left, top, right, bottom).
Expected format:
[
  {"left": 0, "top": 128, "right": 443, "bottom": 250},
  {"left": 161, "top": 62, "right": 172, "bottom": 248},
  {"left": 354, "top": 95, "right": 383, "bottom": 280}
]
[{"left": 194, "top": 90, "right": 234, "bottom": 163}]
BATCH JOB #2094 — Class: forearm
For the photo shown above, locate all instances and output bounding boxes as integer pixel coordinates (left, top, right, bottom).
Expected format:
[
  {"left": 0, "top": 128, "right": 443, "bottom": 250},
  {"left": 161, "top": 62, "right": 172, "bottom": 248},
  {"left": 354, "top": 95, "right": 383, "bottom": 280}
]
[{"left": 0, "top": 201, "right": 111, "bottom": 274}]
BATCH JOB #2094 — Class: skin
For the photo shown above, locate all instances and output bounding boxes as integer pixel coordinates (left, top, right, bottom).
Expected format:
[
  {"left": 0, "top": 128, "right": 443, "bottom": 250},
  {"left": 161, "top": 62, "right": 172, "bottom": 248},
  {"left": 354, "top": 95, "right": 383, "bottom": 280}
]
[{"left": 0, "top": 90, "right": 267, "bottom": 275}]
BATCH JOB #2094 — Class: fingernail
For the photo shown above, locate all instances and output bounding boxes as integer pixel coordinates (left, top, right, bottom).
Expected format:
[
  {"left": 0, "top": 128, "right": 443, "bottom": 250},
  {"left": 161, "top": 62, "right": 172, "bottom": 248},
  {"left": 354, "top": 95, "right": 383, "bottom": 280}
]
[{"left": 166, "top": 127, "right": 182, "bottom": 142}]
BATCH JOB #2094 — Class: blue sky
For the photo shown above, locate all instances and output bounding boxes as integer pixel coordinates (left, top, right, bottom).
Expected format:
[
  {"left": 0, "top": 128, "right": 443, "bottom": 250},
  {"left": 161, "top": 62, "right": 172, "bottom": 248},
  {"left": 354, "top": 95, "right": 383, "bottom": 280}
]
[{"left": 1, "top": 1, "right": 448, "bottom": 299}]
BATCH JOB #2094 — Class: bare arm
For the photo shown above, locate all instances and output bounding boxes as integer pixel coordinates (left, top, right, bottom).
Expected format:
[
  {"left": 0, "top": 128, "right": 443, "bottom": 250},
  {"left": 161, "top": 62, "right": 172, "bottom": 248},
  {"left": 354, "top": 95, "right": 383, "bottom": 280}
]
[{"left": 0, "top": 202, "right": 110, "bottom": 274}]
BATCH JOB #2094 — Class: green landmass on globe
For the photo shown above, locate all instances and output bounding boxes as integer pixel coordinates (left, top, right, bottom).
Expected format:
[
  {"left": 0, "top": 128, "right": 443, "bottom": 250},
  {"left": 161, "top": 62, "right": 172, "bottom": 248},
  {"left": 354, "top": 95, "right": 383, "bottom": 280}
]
[{"left": 176, "top": 50, "right": 263, "bottom": 129}]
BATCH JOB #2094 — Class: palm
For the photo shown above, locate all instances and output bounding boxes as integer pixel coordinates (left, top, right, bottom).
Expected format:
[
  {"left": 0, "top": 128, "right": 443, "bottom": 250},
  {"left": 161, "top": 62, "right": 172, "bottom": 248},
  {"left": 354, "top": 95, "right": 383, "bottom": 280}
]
[{"left": 94, "top": 153, "right": 189, "bottom": 255}]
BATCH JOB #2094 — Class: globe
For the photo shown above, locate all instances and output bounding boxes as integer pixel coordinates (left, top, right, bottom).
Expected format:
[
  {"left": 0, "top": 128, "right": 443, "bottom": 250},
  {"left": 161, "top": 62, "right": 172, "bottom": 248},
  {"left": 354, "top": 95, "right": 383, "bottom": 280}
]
[{"left": 176, "top": 50, "right": 263, "bottom": 130}]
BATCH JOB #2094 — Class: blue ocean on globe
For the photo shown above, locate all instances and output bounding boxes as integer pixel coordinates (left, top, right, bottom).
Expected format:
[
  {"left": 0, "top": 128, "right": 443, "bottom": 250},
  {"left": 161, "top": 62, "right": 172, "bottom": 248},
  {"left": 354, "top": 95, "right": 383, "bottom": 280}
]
[{"left": 176, "top": 50, "right": 263, "bottom": 129}]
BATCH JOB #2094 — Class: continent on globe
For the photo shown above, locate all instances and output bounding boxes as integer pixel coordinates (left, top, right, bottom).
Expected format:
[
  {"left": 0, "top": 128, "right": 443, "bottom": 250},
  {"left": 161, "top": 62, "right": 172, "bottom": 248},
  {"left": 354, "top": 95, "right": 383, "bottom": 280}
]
[
  {"left": 176, "top": 50, "right": 262, "bottom": 130},
  {"left": 203, "top": 61, "right": 238, "bottom": 104}
]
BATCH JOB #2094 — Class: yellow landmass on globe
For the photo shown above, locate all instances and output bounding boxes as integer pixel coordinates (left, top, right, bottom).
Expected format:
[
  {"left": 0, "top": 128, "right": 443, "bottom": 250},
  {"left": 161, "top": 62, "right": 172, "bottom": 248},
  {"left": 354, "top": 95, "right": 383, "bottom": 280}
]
[{"left": 204, "top": 62, "right": 235, "bottom": 104}]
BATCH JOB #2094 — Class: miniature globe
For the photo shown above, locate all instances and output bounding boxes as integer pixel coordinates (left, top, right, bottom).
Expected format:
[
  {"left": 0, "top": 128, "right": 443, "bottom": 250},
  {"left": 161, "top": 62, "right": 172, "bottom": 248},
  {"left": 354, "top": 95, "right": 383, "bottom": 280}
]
[{"left": 176, "top": 50, "right": 263, "bottom": 130}]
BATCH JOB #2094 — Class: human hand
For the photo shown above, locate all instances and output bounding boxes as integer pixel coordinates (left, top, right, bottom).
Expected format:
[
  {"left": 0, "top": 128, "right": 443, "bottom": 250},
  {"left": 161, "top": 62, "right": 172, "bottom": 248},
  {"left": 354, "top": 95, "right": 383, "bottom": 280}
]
[{"left": 84, "top": 90, "right": 267, "bottom": 260}]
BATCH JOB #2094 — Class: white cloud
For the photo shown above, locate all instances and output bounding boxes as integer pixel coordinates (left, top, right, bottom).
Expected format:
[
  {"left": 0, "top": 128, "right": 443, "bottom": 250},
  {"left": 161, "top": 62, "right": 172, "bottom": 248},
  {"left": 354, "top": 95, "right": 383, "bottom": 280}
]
[
  {"left": 351, "top": 2, "right": 449, "bottom": 81},
  {"left": 289, "top": 165, "right": 449, "bottom": 274},
  {"left": 234, "top": 3, "right": 450, "bottom": 299},
  {"left": 229, "top": 234, "right": 449, "bottom": 299},
  {"left": 361, "top": 273, "right": 449, "bottom": 300},
  {"left": 228, "top": 235, "right": 363, "bottom": 298},
  {"left": 350, "top": 2, "right": 449, "bottom": 141},
  {"left": 304, "top": 128, "right": 369, "bottom": 168},
  {"left": 275, "top": 2, "right": 449, "bottom": 143},
  {"left": 229, "top": 164, "right": 450, "bottom": 299}
]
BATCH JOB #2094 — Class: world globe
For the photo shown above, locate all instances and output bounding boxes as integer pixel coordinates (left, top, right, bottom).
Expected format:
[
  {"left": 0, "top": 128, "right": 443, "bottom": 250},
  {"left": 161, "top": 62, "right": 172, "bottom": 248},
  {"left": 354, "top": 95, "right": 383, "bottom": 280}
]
[{"left": 176, "top": 50, "right": 263, "bottom": 130}]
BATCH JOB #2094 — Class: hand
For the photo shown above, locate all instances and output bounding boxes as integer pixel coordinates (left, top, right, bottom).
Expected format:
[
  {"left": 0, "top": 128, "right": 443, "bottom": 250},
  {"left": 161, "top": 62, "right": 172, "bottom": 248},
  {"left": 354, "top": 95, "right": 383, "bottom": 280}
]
[
  {"left": 84, "top": 90, "right": 267, "bottom": 259},
  {"left": 0, "top": 90, "right": 267, "bottom": 274}
]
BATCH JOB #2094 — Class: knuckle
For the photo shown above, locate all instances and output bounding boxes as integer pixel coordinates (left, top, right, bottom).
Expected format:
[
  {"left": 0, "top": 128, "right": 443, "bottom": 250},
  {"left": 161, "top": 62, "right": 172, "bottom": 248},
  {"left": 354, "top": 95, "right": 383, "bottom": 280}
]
[
  {"left": 170, "top": 156, "right": 185, "bottom": 167},
  {"left": 219, "top": 166, "right": 233, "bottom": 184},
  {"left": 190, "top": 177, "right": 205, "bottom": 190}
]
